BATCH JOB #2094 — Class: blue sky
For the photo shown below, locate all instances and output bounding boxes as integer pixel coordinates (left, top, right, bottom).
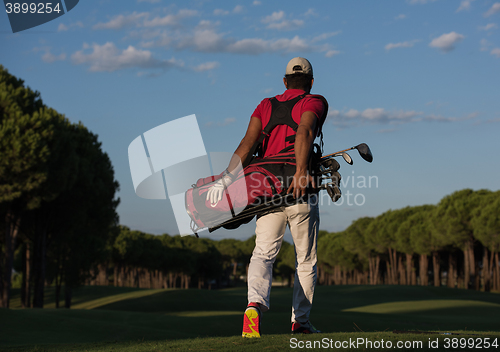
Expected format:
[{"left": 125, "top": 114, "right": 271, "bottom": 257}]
[{"left": 1, "top": 0, "right": 500, "bottom": 241}]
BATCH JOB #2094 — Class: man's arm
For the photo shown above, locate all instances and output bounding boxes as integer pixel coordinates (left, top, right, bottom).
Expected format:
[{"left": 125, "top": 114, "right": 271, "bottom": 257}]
[
  {"left": 287, "top": 111, "right": 317, "bottom": 198},
  {"left": 226, "top": 116, "right": 262, "bottom": 174}
]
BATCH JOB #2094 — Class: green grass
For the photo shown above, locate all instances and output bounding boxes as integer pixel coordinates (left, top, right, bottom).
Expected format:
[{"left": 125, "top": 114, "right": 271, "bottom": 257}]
[{"left": 2, "top": 285, "right": 500, "bottom": 351}]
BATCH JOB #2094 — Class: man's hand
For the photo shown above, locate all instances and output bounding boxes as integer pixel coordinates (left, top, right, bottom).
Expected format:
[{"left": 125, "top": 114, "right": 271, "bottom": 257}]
[
  {"left": 287, "top": 169, "right": 316, "bottom": 199},
  {"left": 206, "top": 171, "right": 233, "bottom": 207}
]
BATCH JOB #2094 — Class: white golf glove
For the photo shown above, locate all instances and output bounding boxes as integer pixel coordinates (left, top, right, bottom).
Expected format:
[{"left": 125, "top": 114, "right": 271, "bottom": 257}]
[{"left": 206, "top": 169, "right": 234, "bottom": 207}]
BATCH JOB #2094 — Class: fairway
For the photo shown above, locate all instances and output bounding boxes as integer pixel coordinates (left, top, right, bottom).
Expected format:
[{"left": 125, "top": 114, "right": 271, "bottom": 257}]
[{"left": 2, "top": 285, "right": 500, "bottom": 351}]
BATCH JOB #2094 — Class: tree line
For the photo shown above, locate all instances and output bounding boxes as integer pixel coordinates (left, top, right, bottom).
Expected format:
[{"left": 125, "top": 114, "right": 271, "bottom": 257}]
[
  {"left": 317, "top": 189, "right": 500, "bottom": 291},
  {"left": 68, "top": 189, "right": 500, "bottom": 295},
  {"left": 18, "top": 187, "right": 497, "bottom": 304},
  {"left": 0, "top": 65, "right": 120, "bottom": 309}
]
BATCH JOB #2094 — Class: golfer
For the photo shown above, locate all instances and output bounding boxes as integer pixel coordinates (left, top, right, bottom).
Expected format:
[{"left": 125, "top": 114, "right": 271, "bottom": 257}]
[{"left": 209, "top": 57, "right": 327, "bottom": 337}]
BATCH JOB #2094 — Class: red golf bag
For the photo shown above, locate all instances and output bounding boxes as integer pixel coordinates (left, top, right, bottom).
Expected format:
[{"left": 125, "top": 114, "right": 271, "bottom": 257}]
[{"left": 185, "top": 149, "right": 302, "bottom": 233}]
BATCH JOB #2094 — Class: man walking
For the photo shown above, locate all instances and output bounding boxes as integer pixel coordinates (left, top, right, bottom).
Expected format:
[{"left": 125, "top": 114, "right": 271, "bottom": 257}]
[{"left": 206, "top": 57, "right": 327, "bottom": 337}]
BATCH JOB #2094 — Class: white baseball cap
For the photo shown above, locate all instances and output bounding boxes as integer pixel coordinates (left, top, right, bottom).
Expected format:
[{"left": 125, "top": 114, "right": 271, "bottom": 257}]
[{"left": 285, "top": 57, "right": 313, "bottom": 76}]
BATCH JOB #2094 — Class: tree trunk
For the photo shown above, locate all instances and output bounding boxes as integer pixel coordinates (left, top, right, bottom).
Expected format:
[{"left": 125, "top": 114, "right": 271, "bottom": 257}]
[
  {"left": 495, "top": 252, "right": 500, "bottom": 292},
  {"left": 21, "top": 242, "right": 32, "bottom": 308},
  {"left": 432, "top": 251, "right": 440, "bottom": 287},
  {"left": 405, "top": 253, "right": 413, "bottom": 286},
  {"left": 474, "top": 247, "right": 480, "bottom": 291},
  {"left": 64, "top": 286, "right": 72, "bottom": 308},
  {"left": 98, "top": 263, "right": 107, "bottom": 286},
  {"left": 120, "top": 266, "right": 125, "bottom": 287},
  {"left": 483, "top": 248, "right": 491, "bottom": 292},
  {"left": 2, "top": 211, "right": 21, "bottom": 308},
  {"left": 467, "top": 239, "right": 477, "bottom": 290},
  {"left": 114, "top": 264, "right": 118, "bottom": 287},
  {"left": 55, "top": 274, "right": 61, "bottom": 308},
  {"left": 419, "top": 254, "right": 428, "bottom": 286},
  {"left": 463, "top": 246, "right": 470, "bottom": 289},
  {"left": 398, "top": 255, "right": 405, "bottom": 285},
  {"left": 232, "top": 261, "right": 237, "bottom": 277},
  {"left": 387, "top": 248, "right": 395, "bottom": 285},
  {"left": 369, "top": 255, "right": 380, "bottom": 285},
  {"left": 447, "top": 252, "right": 456, "bottom": 288},
  {"left": 33, "top": 227, "right": 47, "bottom": 308}
]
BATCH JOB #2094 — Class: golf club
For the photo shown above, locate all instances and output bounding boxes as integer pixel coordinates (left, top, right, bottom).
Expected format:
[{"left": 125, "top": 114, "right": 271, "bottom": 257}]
[{"left": 322, "top": 143, "right": 373, "bottom": 163}]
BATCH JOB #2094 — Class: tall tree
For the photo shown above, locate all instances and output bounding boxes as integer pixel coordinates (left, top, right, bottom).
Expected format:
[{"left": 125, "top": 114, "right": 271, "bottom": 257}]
[
  {"left": 407, "top": 205, "right": 440, "bottom": 286},
  {"left": 434, "top": 189, "right": 491, "bottom": 289},
  {"left": 472, "top": 192, "right": 500, "bottom": 291},
  {"left": 0, "top": 66, "right": 62, "bottom": 308},
  {"left": 344, "top": 217, "right": 375, "bottom": 284}
]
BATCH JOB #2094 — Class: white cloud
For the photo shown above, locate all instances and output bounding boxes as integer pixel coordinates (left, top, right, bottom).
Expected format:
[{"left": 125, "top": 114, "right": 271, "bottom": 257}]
[
  {"left": 395, "top": 14, "right": 406, "bottom": 20},
  {"left": 138, "top": 0, "right": 160, "bottom": 3},
  {"left": 213, "top": 9, "right": 229, "bottom": 16},
  {"left": 93, "top": 9, "right": 197, "bottom": 30},
  {"left": 480, "top": 38, "right": 493, "bottom": 51},
  {"left": 41, "top": 50, "right": 66, "bottom": 63},
  {"left": 132, "top": 21, "right": 329, "bottom": 56},
  {"left": 492, "top": 48, "right": 500, "bottom": 57},
  {"left": 221, "top": 118, "right": 236, "bottom": 126},
  {"left": 34, "top": 47, "right": 66, "bottom": 63},
  {"left": 385, "top": 40, "right": 420, "bottom": 51},
  {"left": 407, "top": 0, "right": 438, "bottom": 4},
  {"left": 233, "top": 5, "right": 244, "bottom": 14},
  {"left": 176, "top": 21, "right": 314, "bottom": 54},
  {"left": 253, "top": 1, "right": 261, "bottom": 5},
  {"left": 330, "top": 108, "right": 422, "bottom": 127},
  {"left": 484, "top": 3, "right": 500, "bottom": 17},
  {"left": 71, "top": 42, "right": 184, "bottom": 72},
  {"left": 262, "top": 10, "right": 285, "bottom": 23},
  {"left": 93, "top": 12, "right": 148, "bottom": 30},
  {"left": 42, "top": 52, "right": 66, "bottom": 63},
  {"left": 456, "top": 0, "right": 474, "bottom": 12},
  {"left": 228, "top": 36, "right": 311, "bottom": 54},
  {"left": 261, "top": 10, "right": 304, "bottom": 31},
  {"left": 179, "top": 27, "right": 228, "bottom": 52},
  {"left": 329, "top": 108, "right": 477, "bottom": 128},
  {"left": 479, "top": 23, "right": 498, "bottom": 31},
  {"left": 429, "top": 32, "right": 464, "bottom": 52},
  {"left": 325, "top": 50, "right": 340, "bottom": 58},
  {"left": 304, "top": 9, "right": 317, "bottom": 17},
  {"left": 267, "top": 19, "right": 304, "bottom": 31},
  {"left": 205, "top": 118, "right": 236, "bottom": 128},
  {"left": 311, "top": 31, "right": 341, "bottom": 43},
  {"left": 143, "top": 9, "right": 198, "bottom": 27},
  {"left": 58, "top": 21, "right": 83, "bottom": 31},
  {"left": 193, "top": 61, "right": 219, "bottom": 72}
]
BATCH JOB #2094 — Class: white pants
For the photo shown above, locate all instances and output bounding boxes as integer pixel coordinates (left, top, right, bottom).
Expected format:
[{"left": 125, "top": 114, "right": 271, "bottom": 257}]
[{"left": 247, "top": 198, "right": 319, "bottom": 323}]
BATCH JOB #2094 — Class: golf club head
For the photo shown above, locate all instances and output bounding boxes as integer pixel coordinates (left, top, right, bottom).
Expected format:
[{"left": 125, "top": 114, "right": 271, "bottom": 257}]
[
  {"left": 342, "top": 152, "right": 353, "bottom": 165},
  {"left": 355, "top": 143, "right": 373, "bottom": 163},
  {"left": 320, "top": 158, "right": 340, "bottom": 172}
]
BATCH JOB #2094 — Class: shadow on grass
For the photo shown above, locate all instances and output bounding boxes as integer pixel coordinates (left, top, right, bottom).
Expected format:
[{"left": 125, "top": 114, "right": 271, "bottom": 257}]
[{"left": 2, "top": 285, "right": 500, "bottom": 348}]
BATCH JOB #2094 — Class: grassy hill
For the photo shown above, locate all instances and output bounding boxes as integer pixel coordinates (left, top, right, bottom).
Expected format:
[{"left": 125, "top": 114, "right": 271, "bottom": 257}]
[{"left": 2, "top": 285, "right": 500, "bottom": 351}]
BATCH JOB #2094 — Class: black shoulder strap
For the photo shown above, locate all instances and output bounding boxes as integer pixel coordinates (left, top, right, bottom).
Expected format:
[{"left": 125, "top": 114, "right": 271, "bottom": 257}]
[{"left": 243, "top": 93, "right": 317, "bottom": 168}]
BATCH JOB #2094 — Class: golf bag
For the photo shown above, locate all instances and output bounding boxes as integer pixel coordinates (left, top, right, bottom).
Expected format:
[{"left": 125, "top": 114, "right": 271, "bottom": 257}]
[{"left": 185, "top": 94, "right": 336, "bottom": 234}]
